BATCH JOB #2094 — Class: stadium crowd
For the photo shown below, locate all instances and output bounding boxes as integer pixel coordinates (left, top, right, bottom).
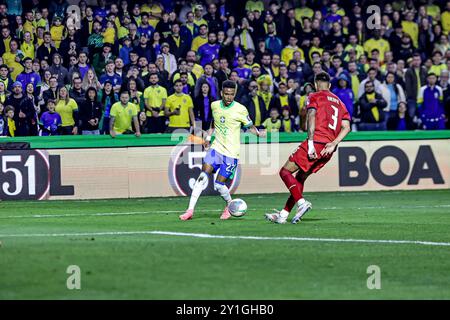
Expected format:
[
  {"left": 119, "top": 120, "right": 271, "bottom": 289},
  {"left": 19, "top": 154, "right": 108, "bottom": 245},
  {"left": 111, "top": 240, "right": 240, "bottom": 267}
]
[{"left": 0, "top": 0, "right": 449, "bottom": 137}]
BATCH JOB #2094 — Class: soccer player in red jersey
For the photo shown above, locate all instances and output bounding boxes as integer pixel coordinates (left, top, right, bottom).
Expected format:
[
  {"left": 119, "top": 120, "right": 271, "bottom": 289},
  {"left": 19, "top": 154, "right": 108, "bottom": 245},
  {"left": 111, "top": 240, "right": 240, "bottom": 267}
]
[{"left": 266, "top": 71, "right": 351, "bottom": 224}]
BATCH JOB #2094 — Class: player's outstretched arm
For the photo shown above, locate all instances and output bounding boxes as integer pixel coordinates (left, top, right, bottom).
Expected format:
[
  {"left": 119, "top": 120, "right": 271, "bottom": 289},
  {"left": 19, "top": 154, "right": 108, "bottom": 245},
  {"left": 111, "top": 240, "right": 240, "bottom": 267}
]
[
  {"left": 247, "top": 125, "right": 266, "bottom": 138},
  {"left": 321, "top": 119, "right": 351, "bottom": 156},
  {"left": 306, "top": 108, "right": 317, "bottom": 159},
  {"left": 204, "top": 120, "right": 215, "bottom": 149}
]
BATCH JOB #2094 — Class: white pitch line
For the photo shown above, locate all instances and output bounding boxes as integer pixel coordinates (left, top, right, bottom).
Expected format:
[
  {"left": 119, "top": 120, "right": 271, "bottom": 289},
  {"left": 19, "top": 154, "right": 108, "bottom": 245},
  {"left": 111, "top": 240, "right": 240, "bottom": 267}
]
[
  {"left": 1, "top": 204, "right": 449, "bottom": 220},
  {"left": 0, "top": 230, "right": 449, "bottom": 247},
  {"left": 0, "top": 209, "right": 223, "bottom": 219}
]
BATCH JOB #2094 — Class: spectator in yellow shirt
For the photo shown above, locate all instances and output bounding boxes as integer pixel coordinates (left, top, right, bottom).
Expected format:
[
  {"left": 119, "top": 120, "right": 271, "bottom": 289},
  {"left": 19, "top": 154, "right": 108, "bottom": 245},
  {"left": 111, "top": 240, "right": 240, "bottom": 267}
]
[
  {"left": 55, "top": 86, "right": 79, "bottom": 135},
  {"left": 141, "top": 0, "right": 163, "bottom": 28},
  {"left": 426, "top": 0, "right": 441, "bottom": 22},
  {"left": 50, "top": 16, "right": 64, "bottom": 49},
  {"left": 295, "top": 0, "right": 314, "bottom": 24},
  {"left": 23, "top": 11, "right": 35, "bottom": 40},
  {"left": 281, "top": 35, "right": 304, "bottom": 65},
  {"left": 262, "top": 108, "right": 281, "bottom": 132},
  {"left": 402, "top": 12, "right": 419, "bottom": 48},
  {"left": 245, "top": 0, "right": 264, "bottom": 13},
  {"left": 164, "top": 80, "right": 195, "bottom": 133},
  {"left": 441, "top": 2, "right": 450, "bottom": 35},
  {"left": 2, "top": 39, "right": 24, "bottom": 80},
  {"left": 4, "top": 105, "right": 16, "bottom": 137},
  {"left": 20, "top": 32, "right": 35, "bottom": 59},
  {"left": 109, "top": 90, "right": 140, "bottom": 138},
  {"left": 191, "top": 24, "right": 208, "bottom": 52},
  {"left": 193, "top": 5, "right": 208, "bottom": 27},
  {"left": 103, "top": 20, "right": 116, "bottom": 44},
  {"left": 363, "top": 30, "right": 391, "bottom": 63}
]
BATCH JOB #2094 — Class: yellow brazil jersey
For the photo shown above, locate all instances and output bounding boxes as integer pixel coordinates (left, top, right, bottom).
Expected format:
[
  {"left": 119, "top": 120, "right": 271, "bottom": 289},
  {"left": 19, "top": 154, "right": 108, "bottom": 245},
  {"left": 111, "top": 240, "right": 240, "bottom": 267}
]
[
  {"left": 103, "top": 27, "right": 116, "bottom": 44},
  {"left": 0, "top": 92, "right": 7, "bottom": 104},
  {"left": 56, "top": 98, "right": 78, "bottom": 127},
  {"left": 172, "top": 72, "right": 196, "bottom": 87},
  {"left": 3, "top": 37, "right": 11, "bottom": 53},
  {"left": 36, "top": 37, "right": 44, "bottom": 47},
  {"left": 344, "top": 44, "right": 364, "bottom": 61},
  {"left": 141, "top": 4, "right": 162, "bottom": 28},
  {"left": 245, "top": 0, "right": 264, "bottom": 12},
  {"left": 2, "top": 52, "right": 24, "bottom": 80},
  {"left": 282, "top": 118, "right": 292, "bottom": 132},
  {"left": 166, "top": 93, "right": 193, "bottom": 128},
  {"left": 143, "top": 85, "right": 167, "bottom": 117},
  {"left": 193, "top": 18, "right": 208, "bottom": 27},
  {"left": 191, "top": 36, "right": 208, "bottom": 52},
  {"left": 211, "top": 100, "right": 252, "bottom": 159},
  {"left": 295, "top": 7, "right": 314, "bottom": 23},
  {"left": 442, "top": 11, "right": 450, "bottom": 35},
  {"left": 281, "top": 46, "right": 304, "bottom": 65},
  {"left": 308, "top": 47, "right": 323, "bottom": 64},
  {"left": 258, "top": 91, "right": 272, "bottom": 111},
  {"left": 7, "top": 118, "right": 15, "bottom": 137},
  {"left": 429, "top": 64, "right": 447, "bottom": 76},
  {"left": 271, "top": 65, "right": 279, "bottom": 78},
  {"left": 401, "top": 21, "right": 418, "bottom": 48},
  {"left": 427, "top": 4, "right": 441, "bottom": 21},
  {"left": 299, "top": 95, "right": 307, "bottom": 112},
  {"left": 262, "top": 118, "right": 281, "bottom": 132},
  {"left": 50, "top": 25, "right": 64, "bottom": 49},
  {"left": 21, "top": 42, "right": 35, "bottom": 59},
  {"left": 118, "top": 26, "right": 129, "bottom": 40},
  {"left": 252, "top": 95, "right": 261, "bottom": 126},
  {"left": 279, "top": 94, "right": 289, "bottom": 107},
  {"left": 110, "top": 102, "right": 138, "bottom": 133},
  {"left": 23, "top": 21, "right": 35, "bottom": 40},
  {"left": 363, "top": 38, "right": 390, "bottom": 62},
  {"left": 191, "top": 63, "right": 204, "bottom": 80},
  {"left": 36, "top": 18, "right": 48, "bottom": 30},
  {"left": 350, "top": 74, "right": 360, "bottom": 101}
]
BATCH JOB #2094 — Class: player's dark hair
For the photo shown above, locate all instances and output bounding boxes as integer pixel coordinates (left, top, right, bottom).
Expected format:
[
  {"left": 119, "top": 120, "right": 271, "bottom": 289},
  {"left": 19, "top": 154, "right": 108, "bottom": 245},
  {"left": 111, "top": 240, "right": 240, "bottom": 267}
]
[
  {"left": 314, "top": 71, "right": 330, "bottom": 83},
  {"left": 174, "top": 79, "right": 183, "bottom": 85},
  {"left": 222, "top": 80, "right": 237, "bottom": 91}
]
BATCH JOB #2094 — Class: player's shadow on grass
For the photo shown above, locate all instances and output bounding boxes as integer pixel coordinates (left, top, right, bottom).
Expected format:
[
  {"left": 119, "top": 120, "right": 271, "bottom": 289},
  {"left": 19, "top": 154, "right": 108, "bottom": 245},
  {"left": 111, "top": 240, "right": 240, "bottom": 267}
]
[{"left": 300, "top": 218, "right": 327, "bottom": 222}]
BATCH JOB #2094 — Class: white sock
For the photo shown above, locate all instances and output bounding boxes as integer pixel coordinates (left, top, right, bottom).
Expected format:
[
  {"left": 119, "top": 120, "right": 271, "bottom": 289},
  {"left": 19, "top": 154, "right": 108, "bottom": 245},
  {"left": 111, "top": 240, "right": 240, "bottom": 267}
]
[
  {"left": 214, "top": 181, "right": 232, "bottom": 204},
  {"left": 188, "top": 172, "right": 209, "bottom": 210},
  {"left": 279, "top": 209, "right": 289, "bottom": 219},
  {"left": 297, "top": 198, "right": 305, "bottom": 208}
]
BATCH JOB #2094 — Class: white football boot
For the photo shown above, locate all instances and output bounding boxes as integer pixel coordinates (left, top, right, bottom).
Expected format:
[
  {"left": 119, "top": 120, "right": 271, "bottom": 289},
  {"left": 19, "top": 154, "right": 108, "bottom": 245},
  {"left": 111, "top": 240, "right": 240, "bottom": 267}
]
[
  {"left": 265, "top": 209, "right": 288, "bottom": 224},
  {"left": 291, "top": 200, "right": 312, "bottom": 224}
]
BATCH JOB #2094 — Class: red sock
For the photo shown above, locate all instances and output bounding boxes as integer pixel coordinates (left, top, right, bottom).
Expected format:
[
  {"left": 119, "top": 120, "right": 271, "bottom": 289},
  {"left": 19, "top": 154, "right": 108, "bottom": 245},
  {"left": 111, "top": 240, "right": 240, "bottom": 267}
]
[
  {"left": 283, "top": 171, "right": 309, "bottom": 212},
  {"left": 284, "top": 195, "right": 295, "bottom": 212},
  {"left": 279, "top": 168, "right": 302, "bottom": 203}
]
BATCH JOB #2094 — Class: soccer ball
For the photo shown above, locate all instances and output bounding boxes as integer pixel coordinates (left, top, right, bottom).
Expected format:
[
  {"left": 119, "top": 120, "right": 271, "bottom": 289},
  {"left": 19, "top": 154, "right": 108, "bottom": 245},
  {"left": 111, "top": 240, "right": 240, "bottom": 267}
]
[{"left": 228, "top": 199, "right": 248, "bottom": 217}]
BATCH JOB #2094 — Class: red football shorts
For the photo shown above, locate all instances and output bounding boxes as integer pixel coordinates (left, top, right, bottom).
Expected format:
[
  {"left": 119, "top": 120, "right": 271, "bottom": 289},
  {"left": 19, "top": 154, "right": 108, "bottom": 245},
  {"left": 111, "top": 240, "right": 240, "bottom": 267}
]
[{"left": 289, "top": 140, "right": 333, "bottom": 174}]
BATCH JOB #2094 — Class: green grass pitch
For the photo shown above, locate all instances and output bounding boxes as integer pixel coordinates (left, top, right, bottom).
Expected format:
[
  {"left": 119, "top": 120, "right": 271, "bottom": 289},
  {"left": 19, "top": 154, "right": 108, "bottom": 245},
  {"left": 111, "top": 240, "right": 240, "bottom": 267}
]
[{"left": 1, "top": 189, "right": 449, "bottom": 300}]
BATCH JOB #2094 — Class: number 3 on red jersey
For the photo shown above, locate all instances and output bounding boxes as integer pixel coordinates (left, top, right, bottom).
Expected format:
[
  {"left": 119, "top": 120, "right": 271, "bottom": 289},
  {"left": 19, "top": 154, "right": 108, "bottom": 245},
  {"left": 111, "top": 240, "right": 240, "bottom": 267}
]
[{"left": 329, "top": 105, "right": 338, "bottom": 131}]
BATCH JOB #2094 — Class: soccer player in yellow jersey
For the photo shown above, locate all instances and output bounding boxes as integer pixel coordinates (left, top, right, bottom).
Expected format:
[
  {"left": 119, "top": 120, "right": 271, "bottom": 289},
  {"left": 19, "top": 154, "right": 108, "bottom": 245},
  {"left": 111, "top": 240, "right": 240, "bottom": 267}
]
[{"left": 180, "top": 80, "right": 266, "bottom": 221}]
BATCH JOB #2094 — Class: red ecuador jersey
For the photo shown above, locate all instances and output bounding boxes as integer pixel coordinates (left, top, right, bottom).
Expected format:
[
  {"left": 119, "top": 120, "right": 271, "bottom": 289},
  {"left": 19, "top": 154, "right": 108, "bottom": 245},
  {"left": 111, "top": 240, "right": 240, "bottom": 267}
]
[{"left": 306, "top": 90, "right": 351, "bottom": 144}]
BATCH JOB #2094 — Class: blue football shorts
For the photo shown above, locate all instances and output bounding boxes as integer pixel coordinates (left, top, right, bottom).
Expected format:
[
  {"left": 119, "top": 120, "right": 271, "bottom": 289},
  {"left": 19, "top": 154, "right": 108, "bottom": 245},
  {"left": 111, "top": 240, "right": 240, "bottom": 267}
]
[{"left": 203, "top": 148, "right": 238, "bottom": 180}]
